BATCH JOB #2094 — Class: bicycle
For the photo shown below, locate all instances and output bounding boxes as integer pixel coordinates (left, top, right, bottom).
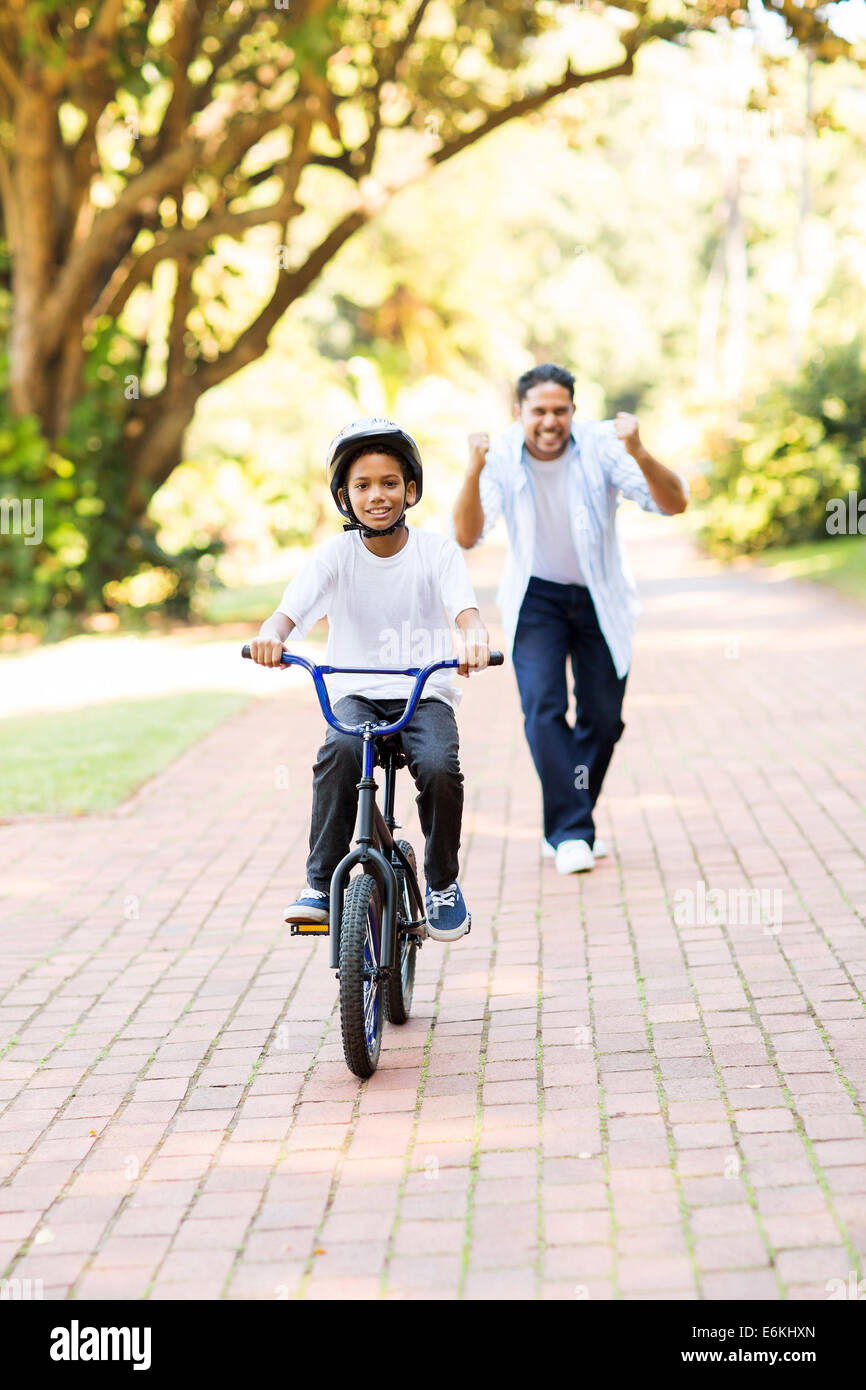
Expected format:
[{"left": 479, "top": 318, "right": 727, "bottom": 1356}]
[{"left": 241, "top": 645, "right": 503, "bottom": 1077}]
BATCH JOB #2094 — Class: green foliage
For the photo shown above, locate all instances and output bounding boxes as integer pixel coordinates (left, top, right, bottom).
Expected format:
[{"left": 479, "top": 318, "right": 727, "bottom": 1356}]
[
  {"left": 0, "top": 326, "right": 220, "bottom": 637},
  {"left": 697, "top": 341, "right": 866, "bottom": 556}
]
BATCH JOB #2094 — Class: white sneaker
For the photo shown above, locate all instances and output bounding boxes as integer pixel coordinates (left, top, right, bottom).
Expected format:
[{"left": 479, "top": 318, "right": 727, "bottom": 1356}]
[
  {"left": 555, "top": 840, "right": 595, "bottom": 875},
  {"left": 542, "top": 837, "right": 608, "bottom": 860}
]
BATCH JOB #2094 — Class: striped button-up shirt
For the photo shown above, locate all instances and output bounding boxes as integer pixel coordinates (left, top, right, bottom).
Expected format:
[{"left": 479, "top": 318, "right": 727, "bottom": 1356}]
[{"left": 460, "top": 419, "right": 688, "bottom": 678}]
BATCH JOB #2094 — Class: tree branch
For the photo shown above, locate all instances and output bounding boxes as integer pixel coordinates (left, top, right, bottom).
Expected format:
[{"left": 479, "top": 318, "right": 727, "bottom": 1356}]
[
  {"left": 39, "top": 101, "right": 300, "bottom": 358},
  {"left": 189, "top": 10, "right": 264, "bottom": 116},
  {"left": 195, "top": 206, "right": 366, "bottom": 394},
  {"left": 149, "top": 0, "right": 209, "bottom": 171},
  {"left": 206, "top": 104, "right": 299, "bottom": 182},
  {"left": 39, "top": 143, "right": 198, "bottom": 356},
  {"left": 85, "top": 0, "right": 128, "bottom": 55},
  {"left": 95, "top": 191, "right": 304, "bottom": 320},
  {"left": 352, "top": 1, "right": 435, "bottom": 178},
  {"left": 0, "top": 145, "right": 19, "bottom": 252},
  {"left": 41, "top": 0, "right": 127, "bottom": 93},
  {"left": 0, "top": 45, "right": 21, "bottom": 100},
  {"left": 430, "top": 51, "right": 640, "bottom": 168},
  {"left": 305, "top": 152, "right": 358, "bottom": 179},
  {"left": 384, "top": 0, "right": 433, "bottom": 82},
  {"left": 165, "top": 251, "right": 198, "bottom": 404},
  {"left": 114, "top": 116, "right": 316, "bottom": 430},
  {"left": 61, "top": 72, "right": 119, "bottom": 260}
]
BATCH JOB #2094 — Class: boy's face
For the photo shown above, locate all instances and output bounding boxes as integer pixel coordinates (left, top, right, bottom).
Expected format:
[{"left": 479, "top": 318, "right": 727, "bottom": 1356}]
[{"left": 339, "top": 451, "right": 416, "bottom": 528}]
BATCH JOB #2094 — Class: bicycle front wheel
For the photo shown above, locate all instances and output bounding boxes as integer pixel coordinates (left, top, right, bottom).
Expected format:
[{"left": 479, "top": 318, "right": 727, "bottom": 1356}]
[{"left": 339, "top": 873, "right": 384, "bottom": 1078}]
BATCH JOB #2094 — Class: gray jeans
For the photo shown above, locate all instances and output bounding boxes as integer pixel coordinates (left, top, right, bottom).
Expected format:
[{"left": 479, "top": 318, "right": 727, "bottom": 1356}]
[{"left": 306, "top": 695, "right": 463, "bottom": 894}]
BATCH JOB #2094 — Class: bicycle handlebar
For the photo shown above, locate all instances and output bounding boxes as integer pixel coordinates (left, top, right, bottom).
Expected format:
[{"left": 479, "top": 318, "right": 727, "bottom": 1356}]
[{"left": 241, "top": 645, "right": 504, "bottom": 736}]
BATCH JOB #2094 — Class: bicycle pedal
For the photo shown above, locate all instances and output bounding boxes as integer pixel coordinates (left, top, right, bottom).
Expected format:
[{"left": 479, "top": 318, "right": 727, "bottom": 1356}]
[{"left": 289, "top": 922, "right": 329, "bottom": 936}]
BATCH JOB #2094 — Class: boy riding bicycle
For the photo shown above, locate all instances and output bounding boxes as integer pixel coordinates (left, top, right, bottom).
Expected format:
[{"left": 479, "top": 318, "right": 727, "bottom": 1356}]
[{"left": 248, "top": 418, "right": 490, "bottom": 942}]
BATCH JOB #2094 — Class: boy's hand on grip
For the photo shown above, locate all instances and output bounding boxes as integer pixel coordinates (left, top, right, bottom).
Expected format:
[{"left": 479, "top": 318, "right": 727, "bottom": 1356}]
[
  {"left": 249, "top": 637, "right": 287, "bottom": 668},
  {"left": 456, "top": 627, "right": 490, "bottom": 678}
]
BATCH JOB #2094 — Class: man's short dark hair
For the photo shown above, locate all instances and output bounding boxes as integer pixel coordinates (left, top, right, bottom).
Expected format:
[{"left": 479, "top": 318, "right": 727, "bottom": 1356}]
[{"left": 516, "top": 363, "right": 576, "bottom": 403}]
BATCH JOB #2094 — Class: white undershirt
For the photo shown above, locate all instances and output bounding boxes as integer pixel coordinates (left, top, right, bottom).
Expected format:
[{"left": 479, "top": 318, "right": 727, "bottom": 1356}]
[{"left": 524, "top": 444, "right": 585, "bottom": 585}]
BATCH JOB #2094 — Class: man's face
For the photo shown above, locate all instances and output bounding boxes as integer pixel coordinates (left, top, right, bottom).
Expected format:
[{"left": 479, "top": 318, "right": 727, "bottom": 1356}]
[
  {"left": 339, "top": 451, "right": 415, "bottom": 527},
  {"left": 516, "top": 382, "right": 575, "bottom": 460}
]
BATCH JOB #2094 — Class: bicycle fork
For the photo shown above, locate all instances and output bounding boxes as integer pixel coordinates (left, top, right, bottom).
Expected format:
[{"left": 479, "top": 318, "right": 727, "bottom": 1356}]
[{"left": 328, "top": 726, "right": 398, "bottom": 973}]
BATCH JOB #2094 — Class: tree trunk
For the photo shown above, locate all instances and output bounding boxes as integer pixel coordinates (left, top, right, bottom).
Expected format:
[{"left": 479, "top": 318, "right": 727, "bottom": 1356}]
[
  {"left": 8, "top": 76, "right": 57, "bottom": 418},
  {"left": 721, "top": 153, "right": 747, "bottom": 417},
  {"left": 696, "top": 228, "right": 726, "bottom": 395},
  {"left": 125, "top": 399, "right": 199, "bottom": 517}
]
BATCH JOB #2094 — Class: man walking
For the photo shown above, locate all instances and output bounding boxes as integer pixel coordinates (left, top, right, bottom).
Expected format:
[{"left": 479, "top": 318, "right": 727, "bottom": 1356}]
[{"left": 452, "top": 364, "right": 688, "bottom": 874}]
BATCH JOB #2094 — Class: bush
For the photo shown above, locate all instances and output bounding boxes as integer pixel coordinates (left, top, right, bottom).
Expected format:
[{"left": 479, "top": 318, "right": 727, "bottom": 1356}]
[
  {"left": 698, "top": 341, "right": 866, "bottom": 556},
  {"left": 0, "top": 330, "right": 219, "bottom": 639}
]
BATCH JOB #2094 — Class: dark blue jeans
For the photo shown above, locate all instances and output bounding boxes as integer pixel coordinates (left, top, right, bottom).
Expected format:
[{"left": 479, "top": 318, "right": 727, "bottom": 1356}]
[{"left": 512, "top": 577, "right": 627, "bottom": 849}]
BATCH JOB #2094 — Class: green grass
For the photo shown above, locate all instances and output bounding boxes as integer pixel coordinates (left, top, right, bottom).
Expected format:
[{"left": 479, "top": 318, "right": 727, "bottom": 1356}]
[
  {"left": 0, "top": 691, "right": 250, "bottom": 816},
  {"left": 197, "top": 580, "right": 288, "bottom": 626},
  {"left": 756, "top": 534, "right": 866, "bottom": 603}
]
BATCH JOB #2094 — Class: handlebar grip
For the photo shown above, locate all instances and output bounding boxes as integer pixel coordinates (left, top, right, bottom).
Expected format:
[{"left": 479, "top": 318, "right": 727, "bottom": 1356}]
[{"left": 241, "top": 644, "right": 251, "bottom": 659}]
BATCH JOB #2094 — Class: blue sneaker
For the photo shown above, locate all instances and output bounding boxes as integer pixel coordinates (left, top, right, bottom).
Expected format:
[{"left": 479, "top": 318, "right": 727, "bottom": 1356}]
[
  {"left": 425, "top": 882, "right": 470, "bottom": 942},
  {"left": 284, "top": 886, "right": 329, "bottom": 927}
]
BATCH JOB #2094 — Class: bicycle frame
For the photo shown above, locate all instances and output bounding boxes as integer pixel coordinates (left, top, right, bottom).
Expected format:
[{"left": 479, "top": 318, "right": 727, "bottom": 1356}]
[
  {"left": 326, "top": 728, "right": 401, "bottom": 974},
  {"left": 241, "top": 646, "right": 502, "bottom": 974}
]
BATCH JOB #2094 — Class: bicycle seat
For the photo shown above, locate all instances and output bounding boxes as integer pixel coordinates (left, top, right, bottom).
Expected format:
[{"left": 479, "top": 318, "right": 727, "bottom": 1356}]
[{"left": 375, "top": 732, "right": 407, "bottom": 771}]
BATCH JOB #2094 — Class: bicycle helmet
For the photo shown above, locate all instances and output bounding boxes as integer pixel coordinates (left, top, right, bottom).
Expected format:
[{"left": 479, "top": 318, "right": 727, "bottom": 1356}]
[{"left": 326, "top": 417, "right": 423, "bottom": 537}]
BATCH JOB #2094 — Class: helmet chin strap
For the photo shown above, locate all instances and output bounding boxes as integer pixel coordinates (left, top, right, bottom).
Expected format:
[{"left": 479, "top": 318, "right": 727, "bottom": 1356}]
[
  {"left": 341, "top": 482, "right": 409, "bottom": 539},
  {"left": 343, "top": 515, "right": 407, "bottom": 539}
]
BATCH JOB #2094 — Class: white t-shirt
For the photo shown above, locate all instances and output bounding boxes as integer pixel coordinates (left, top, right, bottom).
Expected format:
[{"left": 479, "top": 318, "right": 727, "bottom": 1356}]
[
  {"left": 276, "top": 527, "right": 478, "bottom": 709},
  {"left": 524, "top": 443, "right": 586, "bottom": 586}
]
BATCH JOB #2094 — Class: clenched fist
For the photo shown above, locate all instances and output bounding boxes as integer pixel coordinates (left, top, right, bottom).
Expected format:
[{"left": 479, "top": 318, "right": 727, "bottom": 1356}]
[
  {"left": 614, "top": 412, "right": 641, "bottom": 453},
  {"left": 468, "top": 432, "right": 490, "bottom": 473}
]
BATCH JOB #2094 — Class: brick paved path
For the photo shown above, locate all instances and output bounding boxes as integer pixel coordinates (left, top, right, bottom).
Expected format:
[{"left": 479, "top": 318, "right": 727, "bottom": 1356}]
[{"left": 1, "top": 514, "right": 865, "bottom": 1301}]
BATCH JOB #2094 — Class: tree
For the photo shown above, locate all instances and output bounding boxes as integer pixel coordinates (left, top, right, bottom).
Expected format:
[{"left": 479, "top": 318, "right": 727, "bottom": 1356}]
[{"left": 0, "top": 0, "right": 853, "bottom": 617}]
